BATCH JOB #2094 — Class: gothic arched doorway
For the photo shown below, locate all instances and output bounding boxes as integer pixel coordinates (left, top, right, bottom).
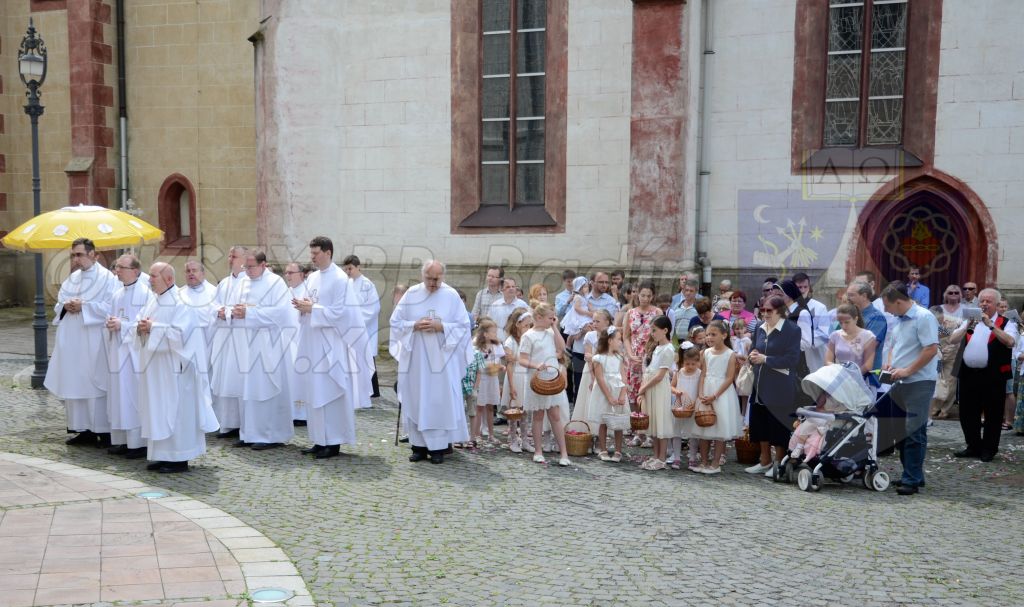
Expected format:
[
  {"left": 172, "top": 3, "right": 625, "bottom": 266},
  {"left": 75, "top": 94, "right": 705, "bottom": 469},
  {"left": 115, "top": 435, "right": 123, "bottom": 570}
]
[{"left": 848, "top": 171, "right": 997, "bottom": 304}]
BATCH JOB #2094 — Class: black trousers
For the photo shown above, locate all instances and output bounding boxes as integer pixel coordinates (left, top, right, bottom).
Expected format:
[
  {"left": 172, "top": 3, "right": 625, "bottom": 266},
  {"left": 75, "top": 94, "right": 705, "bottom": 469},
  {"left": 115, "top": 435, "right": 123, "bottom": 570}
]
[
  {"left": 958, "top": 365, "right": 1006, "bottom": 455},
  {"left": 568, "top": 350, "right": 585, "bottom": 405},
  {"left": 874, "top": 391, "right": 908, "bottom": 454}
]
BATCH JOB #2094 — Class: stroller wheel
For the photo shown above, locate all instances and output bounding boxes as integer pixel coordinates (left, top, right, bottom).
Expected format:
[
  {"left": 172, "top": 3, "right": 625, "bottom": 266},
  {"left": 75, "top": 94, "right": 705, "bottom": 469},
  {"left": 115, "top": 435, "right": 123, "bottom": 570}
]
[
  {"left": 839, "top": 473, "right": 856, "bottom": 484},
  {"left": 863, "top": 471, "right": 875, "bottom": 490},
  {"left": 871, "top": 471, "right": 890, "bottom": 492},
  {"left": 796, "top": 466, "right": 813, "bottom": 491}
]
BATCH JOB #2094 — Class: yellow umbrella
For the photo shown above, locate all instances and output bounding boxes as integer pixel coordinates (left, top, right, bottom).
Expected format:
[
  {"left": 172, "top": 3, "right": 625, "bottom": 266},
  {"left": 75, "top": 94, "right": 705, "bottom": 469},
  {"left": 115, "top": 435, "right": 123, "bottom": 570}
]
[{"left": 1, "top": 204, "right": 163, "bottom": 251}]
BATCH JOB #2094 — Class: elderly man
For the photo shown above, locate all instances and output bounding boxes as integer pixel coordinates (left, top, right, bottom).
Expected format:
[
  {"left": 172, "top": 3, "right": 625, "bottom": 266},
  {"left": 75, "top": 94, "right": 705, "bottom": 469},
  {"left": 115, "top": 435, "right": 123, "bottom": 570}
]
[
  {"left": 951, "top": 288, "right": 1018, "bottom": 462},
  {"left": 471, "top": 266, "right": 504, "bottom": 324},
  {"left": 712, "top": 279, "right": 732, "bottom": 309},
  {"left": 232, "top": 251, "right": 295, "bottom": 450},
  {"left": 103, "top": 254, "right": 151, "bottom": 458},
  {"left": 390, "top": 260, "right": 472, "bottom": 464},
  {"left": 45, "top": 238, "right": 118, "bottom": 447},
  {"left": 489, "top": 277, "right": 529, "bottom": 341},
  {"left": 586, "top": 272, "right": 620, "bottom": 317},
  {"left": 292, "top": 236, "right": 366, "bottom": 459},
  {"left": 962, "top": 281, "right": 979, "bottom": 306},
  {"left": 343, "top": 254, "right": 382, "bottom": 404},
  {"left": 209, "top": 246, "right": 249, "bottom": 439},
  {"left": 133, "top": 262, "right": 219, "bottom": 473},
  {"left": 179, "top": 260, "right": 218, "bottom": 348},
  {"left": 881, "top": 281, "right": 939, "bottom": 495}
]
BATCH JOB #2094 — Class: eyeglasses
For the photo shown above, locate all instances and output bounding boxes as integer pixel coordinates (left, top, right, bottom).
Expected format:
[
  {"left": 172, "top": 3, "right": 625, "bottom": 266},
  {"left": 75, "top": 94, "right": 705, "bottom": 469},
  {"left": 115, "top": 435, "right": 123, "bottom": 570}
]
[
  {"left": 964, "top": 286, "right": 977, "bottom": 291},
  {"left": 114, "top": 265, "right": 134, "bottom": 270}
]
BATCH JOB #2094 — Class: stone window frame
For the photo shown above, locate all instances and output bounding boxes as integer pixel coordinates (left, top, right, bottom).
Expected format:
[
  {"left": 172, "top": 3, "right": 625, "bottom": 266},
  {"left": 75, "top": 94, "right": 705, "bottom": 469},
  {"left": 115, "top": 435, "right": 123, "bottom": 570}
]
[
  {"left": 451, "top": 0, "right": 567, "bottom": 233},
  {"left": 791, "top": 0, "right": 942, "bottom": 173},
  {"left": 157, "top": 173, "right": 197, "bottom": 255}
]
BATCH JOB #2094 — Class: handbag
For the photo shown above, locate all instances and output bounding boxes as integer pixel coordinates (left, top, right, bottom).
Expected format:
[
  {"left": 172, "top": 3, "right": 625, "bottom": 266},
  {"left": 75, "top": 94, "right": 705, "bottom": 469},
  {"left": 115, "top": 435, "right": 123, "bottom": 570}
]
[
  {"left": 933, "top": 376, "right": 951, "bottom": 401},
  {"left": 736, "top": 363, "right": 754, "bottom": 396},
  {"left": 602, "top": 404, "right": 631, "bottom": 432}
]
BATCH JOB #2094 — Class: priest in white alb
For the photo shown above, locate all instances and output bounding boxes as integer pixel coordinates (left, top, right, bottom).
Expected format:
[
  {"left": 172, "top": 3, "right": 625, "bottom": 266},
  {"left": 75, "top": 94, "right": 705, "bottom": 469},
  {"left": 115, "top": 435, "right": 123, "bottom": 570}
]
[
  {"left": 102, "top": 254, "right": 151, "bottom": 459},
  {"left": 209, "top": 245, "right": 249, "bottom": 439},
  {"left": 132, "top": 262, "right": 219, "bottom": 473},
  {"left": 45, "top": 238, "right": 118, "bottom": 447},
  {"left": 292, "top": 236, "right": 367, "bottom": 459},
  {"left": 179, "top": 259, "right": 218, "bottom": 351},
  {"left": 390, "top": 260, "right": 471, "bottom": 464},
  {"left": 342, "top": 254, "right": 382, "bottom": 406},
  {"left": 283, "top": 262, "right": 308, "bottom": 424},
  {"left": 231, "top": 251, "right": 295, "bottom": 450}
]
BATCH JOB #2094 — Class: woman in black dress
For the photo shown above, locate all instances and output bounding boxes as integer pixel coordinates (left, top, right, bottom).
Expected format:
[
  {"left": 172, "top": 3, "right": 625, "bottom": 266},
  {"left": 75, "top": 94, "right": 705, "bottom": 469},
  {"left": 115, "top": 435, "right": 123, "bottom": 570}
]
[{"left": 744, "top": 295, "right": 802, "bottom": 474}]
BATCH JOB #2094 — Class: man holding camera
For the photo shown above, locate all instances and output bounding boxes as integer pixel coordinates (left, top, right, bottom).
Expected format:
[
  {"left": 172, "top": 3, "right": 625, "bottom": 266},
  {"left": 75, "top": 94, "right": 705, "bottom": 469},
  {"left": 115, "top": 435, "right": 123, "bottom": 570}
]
[{"left": 951, "top": 288, "right": 1017, "bottom": 462}]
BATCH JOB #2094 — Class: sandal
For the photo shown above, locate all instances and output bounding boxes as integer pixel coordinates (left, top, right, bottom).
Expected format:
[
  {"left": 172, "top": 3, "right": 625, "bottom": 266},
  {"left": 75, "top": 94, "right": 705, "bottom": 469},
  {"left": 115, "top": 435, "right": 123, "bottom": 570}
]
[
  {"left": 1002, "top": 422, "right": 1014, "bottom": 431},
  {"left": 670, "top": 460, "right": 681, "bottom": 470},
  {"left": 598, "top": 450, "right": 611, "bottom": 461},
  {"left": 610, "top": 452, "right": 622, "bottom": 463}
]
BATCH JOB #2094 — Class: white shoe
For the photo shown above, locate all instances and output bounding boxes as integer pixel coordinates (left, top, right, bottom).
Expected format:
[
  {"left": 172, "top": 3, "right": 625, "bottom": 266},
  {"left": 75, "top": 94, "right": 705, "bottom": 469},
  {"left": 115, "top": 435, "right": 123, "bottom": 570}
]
[
  {"left": 764, "top": 467, "right": 775, "bottom": 478},
  {"left": 558, "top": 458, "right": 571, "bottom": 467},
  {"left": 744, "top": 463, "right": 771, "bottom": 474},
  {"left": 629, "top": 435, "right": 643, "bottom": 447},
  {"left": 702, "top": 466, "right": 722, "bottom": 475},
  {"left": 640, "top": 437, "right": 654, "bottom": 449},
  {"left": 509, "top": 439, "right": 523, "bottom": 453},
  {"left": 533, "top": 454, "right": 546, "bottom": 464},
  {"left": 688, "top": 462, "right": 703, "bottom": 473}
]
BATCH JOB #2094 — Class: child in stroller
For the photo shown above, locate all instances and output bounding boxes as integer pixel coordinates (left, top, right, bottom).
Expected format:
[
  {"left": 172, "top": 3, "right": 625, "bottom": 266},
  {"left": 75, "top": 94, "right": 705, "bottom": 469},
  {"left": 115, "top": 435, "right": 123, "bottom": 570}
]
[{"left": 776, "top": 362, "right": 890, "bottom": 492}]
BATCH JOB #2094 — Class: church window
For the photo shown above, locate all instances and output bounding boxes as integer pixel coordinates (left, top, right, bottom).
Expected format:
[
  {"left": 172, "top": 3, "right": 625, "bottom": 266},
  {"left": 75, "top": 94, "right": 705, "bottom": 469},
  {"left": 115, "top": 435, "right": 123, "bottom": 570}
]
[{"left": 157, "top": 173, "right": 197, "bottom": 254}]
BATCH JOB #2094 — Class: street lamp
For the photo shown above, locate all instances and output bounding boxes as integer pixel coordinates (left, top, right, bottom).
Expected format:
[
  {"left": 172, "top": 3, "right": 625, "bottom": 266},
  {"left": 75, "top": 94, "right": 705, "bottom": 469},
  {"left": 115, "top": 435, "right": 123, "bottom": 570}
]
[{"left": 18, "top": 19, "right": 48, "bottom": 389}]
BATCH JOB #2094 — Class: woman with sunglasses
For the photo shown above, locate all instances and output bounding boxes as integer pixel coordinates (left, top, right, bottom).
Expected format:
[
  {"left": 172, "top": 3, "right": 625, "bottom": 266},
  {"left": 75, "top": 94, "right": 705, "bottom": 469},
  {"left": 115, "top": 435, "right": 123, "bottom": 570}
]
[{"left": 743, "top": 295, "right": 802, "bottom": 476}]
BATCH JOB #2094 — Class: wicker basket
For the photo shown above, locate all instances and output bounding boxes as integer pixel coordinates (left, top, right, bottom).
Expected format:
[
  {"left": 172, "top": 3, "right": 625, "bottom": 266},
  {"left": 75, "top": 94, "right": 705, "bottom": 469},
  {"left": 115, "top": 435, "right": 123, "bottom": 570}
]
[
  {"left": 483, "top": 363, "right": 503, "bottom": 376},
  {"left": 734, "top": 428, "right": 760, "bottom": 464},
  {"left": 530, "top": 367, "right": 567, "bottom": 396},
  {"left": 694, "top": 405, "right": 717, "bottom": 428},
  {"left": 503, "top": 407, "right": 524, "bottom": 422},
  {"left": 671, "top": 400, "right": 695, "bottom": 419},
  {"left": 630, "top": 412, "right": 650, "bottom": 431},
  {"left": 564, "top": 420, "right": 592, "bottom": 457}
]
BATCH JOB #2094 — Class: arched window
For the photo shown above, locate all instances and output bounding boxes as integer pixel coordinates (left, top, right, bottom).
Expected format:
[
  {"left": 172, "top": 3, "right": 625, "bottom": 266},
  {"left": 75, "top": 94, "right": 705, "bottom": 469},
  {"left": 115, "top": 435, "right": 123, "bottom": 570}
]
[{"left": 157, "top": 173, "right": 197, "bottom": 254}]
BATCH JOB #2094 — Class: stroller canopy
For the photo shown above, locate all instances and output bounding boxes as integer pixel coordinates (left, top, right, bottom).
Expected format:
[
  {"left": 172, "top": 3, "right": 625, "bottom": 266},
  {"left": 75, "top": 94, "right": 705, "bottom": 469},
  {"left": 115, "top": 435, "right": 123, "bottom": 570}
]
[{"left": 800, "top": 362, "right": 874, "bottom": 415}]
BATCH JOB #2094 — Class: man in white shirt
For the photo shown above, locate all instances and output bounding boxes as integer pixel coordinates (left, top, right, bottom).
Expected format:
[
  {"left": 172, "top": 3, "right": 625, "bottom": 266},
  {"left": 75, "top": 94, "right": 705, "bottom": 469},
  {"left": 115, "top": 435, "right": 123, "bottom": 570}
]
[
  {"left": 489, "top": 277, "right": 529, "bottom": 341},
  {"left": 343, "top": 255, "right": 382, "bottom": 403},
  {"left": 471, "top": 266, "right": 504, "bottom": 325},
  {"left": 792, "top": 272, "right": 829, "bottom": 372},
  {"left": 209, "top": 246, "right": 249, "bottom": 439},
  {"left": 671, "top": 279, "right": 699, "bottom": 340},
  {"left": 45, "top": 238, "right": 118, "bottom": 447},
  {"left": 950, "top": 288, "right": 1018, "bottom": 462},
  {"left": 553, "top": 269, "right": 577, "bottom": 321}
]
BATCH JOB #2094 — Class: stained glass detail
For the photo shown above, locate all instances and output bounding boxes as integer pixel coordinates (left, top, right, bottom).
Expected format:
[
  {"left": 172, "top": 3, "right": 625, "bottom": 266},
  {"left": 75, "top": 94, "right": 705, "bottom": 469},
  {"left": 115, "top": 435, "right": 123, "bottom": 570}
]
[
  {"left": 871, "top": 2, "right": 907, "bottom": 49},
  {"left": 482, "top": 121, "right": 510, "bottom": 162},
  {"left": 826, "top": 54, "right": 862, "bottom": 99},
  {"left": 517, "top": 0, "right": 546, "bottom": 29},
  {"left": 481, "top": 164, "right": 510, "bottom": 206},
  {"left": 869, "top": 50, "right": 905, "bottom": 97},
  {"left": 483, "top": 0, "right": 510, "bottom": 32},
  {"left": 516, "top": 120, "right": 545, "bottom": 160},
  {"left": 824, "top": 101, "right": 860, "bottom": 146},
  {"left": 517, "top": 31, "right": 546, "bottom": 73},
  {"left": 828, "top": 5, "right": 863, "bottom": 52},
  {"left": 515, "top": 164, "right": 545, "bottom": 205},
  {"left": 866, "top": 98, "right": 903, "bottom": 145},
  {"left": 482, "top": 77, "right": 510, "bottom": 119},
  {"left": 516, "top": 75, "right": 545, "bottom": 117},
  {"left": 482, "top": 33, "right": 510, "bottom": 76}
]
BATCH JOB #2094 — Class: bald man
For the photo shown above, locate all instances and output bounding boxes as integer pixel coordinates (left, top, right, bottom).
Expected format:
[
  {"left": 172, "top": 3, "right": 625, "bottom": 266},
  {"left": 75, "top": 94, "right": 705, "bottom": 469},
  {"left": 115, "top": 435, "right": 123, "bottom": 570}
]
[{"left": 133, "top": 263, "right": 219, "bottom": 473}]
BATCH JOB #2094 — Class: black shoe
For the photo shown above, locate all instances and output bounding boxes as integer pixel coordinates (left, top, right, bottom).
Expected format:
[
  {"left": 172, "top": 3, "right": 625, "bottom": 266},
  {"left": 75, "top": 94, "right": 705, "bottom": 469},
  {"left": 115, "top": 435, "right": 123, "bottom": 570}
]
[
  {"left": 250, "top": 443, "right": 281, "bottom": 451},
  {"left": 292, "top": 420, "right": 307, "bottom": 427},
  {"left": 65, "top": 431, "right": 96, "bottom": 446},
  {"left": 954, "top": 448, "right": 980, "bottom": 458},
  {"left": 95, "top": 433, "right": 112, "bottom": 448},
  {"left": 216, "top": 429, "right": 239, "bottom": 439},
  {"left": 157, "top": 461, "right": 188, "bottom": 473},
  {"left": 107, "top": 444, "right": 128, "bottom": 455},
  {"left": 146, "top": 461, "right": 165, "bottom": 471},
  {"left": 232, "top": 440, "right": 250, "bottom": 448},
  {"left": 896, "top": 485, "right": 919, "bottom": 495},
  {"left": 301, "top": 445, "right": 323, "bottom": 455},
  {"left": 124, "top": 447, "right": 147, "bottom": 460},
  {"left": 314, "top": 445, "right": 340, "bottom": 459},
  {"left": 428, "top": 450, "right": 445, "bottom": 464},
  {"left": 494, "top": 418, "right": 508, "bottom": 426},
  {"left": 409, "top": 446, "right": 428, "bottom": 462},
  {"left": 877, "top": 447, "right": 896, "bottom": 457},
  {"left": 444, "top": 444, "right": 454, "bottom": 455},
  {"left": 979, "top": 452, "right": 995, "bottom": 462},
  {"left": 398, "top": 435, "right": 409, "bottom": 443},
  {"left": 370, "top": 392, "right": 381, "bottom": 398},
  {"left": 893, "top": 480, "right": 926, "bottom": 488}
]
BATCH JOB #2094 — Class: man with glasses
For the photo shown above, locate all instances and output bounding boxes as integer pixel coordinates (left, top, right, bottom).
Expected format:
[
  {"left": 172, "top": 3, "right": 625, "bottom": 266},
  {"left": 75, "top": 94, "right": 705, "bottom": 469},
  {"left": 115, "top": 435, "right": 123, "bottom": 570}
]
[
  {"left": 46, "top": 238, "right": 118, "bottom": 448},
  {"left": 102, "top": 254, "right": 151, "bottom": 459},
  {"left": 586, "top": 272, "right": 621, "bottom": 317},
  {"left": 282, "top": 262, "right": 309, "bottom": 426},
  {"left": 962, "top": 282, "right": 979, "bottom": 306}
]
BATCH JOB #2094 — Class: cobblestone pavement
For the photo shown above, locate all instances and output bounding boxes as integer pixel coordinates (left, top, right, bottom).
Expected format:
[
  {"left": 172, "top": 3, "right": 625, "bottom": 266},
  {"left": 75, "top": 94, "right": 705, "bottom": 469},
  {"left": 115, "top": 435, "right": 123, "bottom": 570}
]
[{"left": 0, "top": 381, "right": 1022, "bottom": 607}]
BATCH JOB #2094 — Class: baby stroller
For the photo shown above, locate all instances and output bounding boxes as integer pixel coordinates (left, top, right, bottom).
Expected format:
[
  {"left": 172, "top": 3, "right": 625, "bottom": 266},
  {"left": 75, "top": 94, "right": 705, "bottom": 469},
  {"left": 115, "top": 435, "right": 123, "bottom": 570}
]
[{"left": 773, "top": 362, "right": 890, "bottom": 492}]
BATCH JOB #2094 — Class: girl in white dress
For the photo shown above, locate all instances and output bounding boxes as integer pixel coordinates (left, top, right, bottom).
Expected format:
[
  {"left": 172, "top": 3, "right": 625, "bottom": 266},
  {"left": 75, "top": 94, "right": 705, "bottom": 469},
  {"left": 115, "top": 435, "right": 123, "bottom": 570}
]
[
  {"left": 502, "top": 308, "right": 533, "bottom": 453},
  {"left": 637, "top": 315, "right": 674, "bottom": 471},
  {"left": 693, "top": 320, "right": 742, "bottom": 474},
  {"left": 519, "top": 303, "right": 571, "bottom": 466},
  {"left": 590, "top": 327, "right": 627, "bottom": 462},
  {"left": 472, "top": 319, "right": 505, "bottom": 446},
  {"left": 671, "top": 346, "right": 702, "bottom": 471},
  {"left": 731, "top": 318, "right": 753, "bottom": 419},
  {"left": 570, "top": 309, "right": 614, "bottom": 445}
]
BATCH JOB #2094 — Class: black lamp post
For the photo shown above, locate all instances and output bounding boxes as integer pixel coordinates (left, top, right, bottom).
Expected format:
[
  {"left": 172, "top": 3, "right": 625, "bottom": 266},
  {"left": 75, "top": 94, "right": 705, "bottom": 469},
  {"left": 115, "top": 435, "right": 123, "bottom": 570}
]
[{"left": 18, "top": 19, "right": 48, "bottom": 389}]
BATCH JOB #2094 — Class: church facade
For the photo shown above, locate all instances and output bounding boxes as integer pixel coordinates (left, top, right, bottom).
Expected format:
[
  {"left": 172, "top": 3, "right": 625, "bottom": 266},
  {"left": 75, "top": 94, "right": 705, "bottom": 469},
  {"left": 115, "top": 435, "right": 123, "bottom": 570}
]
[{"left": 1, "top": 0, "right": 1021, "bottom": 307}]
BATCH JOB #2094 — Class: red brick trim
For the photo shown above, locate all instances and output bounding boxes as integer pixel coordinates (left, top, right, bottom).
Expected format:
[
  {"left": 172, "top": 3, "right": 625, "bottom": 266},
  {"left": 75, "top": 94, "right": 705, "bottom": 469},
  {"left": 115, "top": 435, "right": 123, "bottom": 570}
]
[
  {"left": 791, "top": 0, "right": 942, "bottom": 174},
  {"left": 846, "top": 168, "right": 998, "bottom": 288},
  {"left": 450, "top": 0, "right": 567, "bottom": 233},
  {"left": 30, "top": 0, "right": 68, "bottom": 11},
  {"left": 157, "top": 173, "right": 197, "bottom": 255}
]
